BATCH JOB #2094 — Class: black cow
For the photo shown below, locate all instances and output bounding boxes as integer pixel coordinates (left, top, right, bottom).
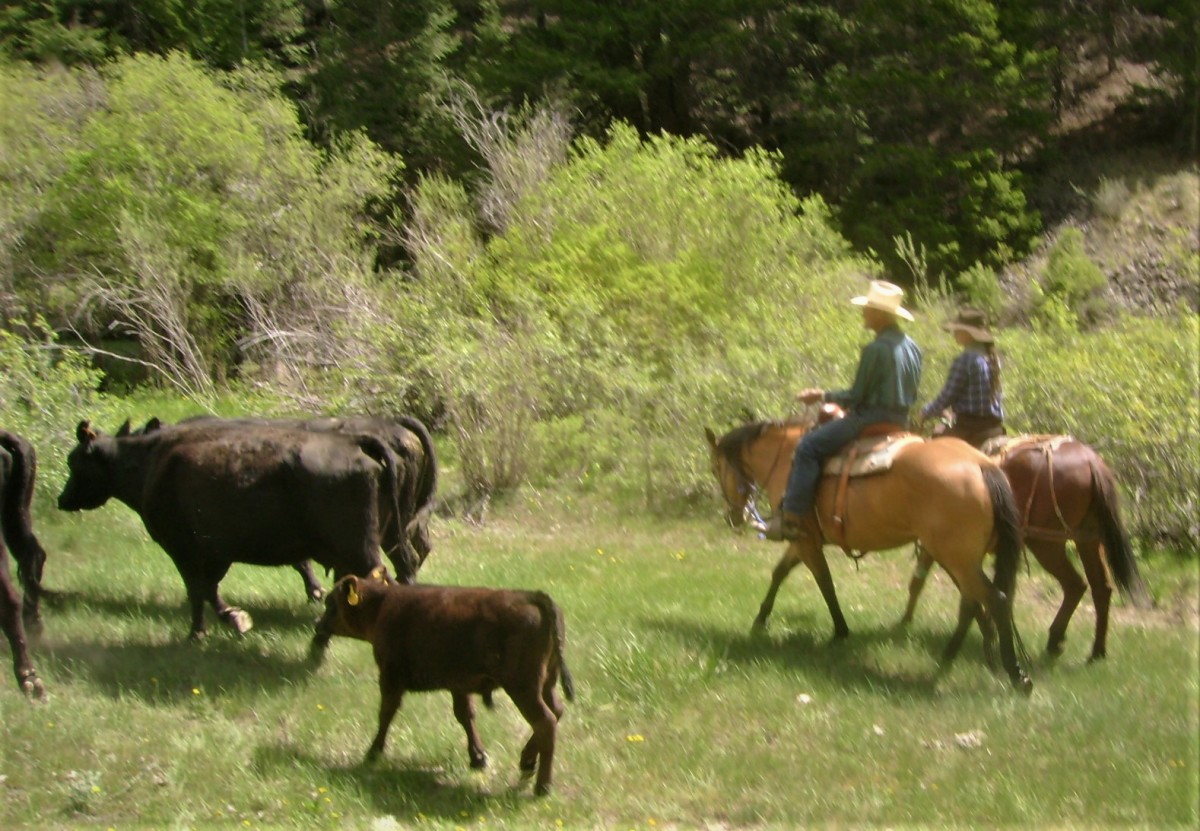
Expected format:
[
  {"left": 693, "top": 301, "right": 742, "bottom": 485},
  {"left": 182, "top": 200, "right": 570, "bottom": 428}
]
[
  {"left": 57, "top": 419, "right": 405, "bottom": 641},
  {"left": 150, "top": 414, "right": 438, "bottom": 598},
  {"left": 0, "top": 430, "right": 50, "bottom": 628},
  {"left": 1, "top": 431, "right": 45, "bottom": 698}
]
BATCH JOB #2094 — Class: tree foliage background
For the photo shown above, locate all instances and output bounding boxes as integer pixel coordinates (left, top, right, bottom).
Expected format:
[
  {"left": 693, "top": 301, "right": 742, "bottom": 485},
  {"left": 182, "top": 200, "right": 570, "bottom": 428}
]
[{"left": 0, "top": 1, "right": 1196, "bottom": 543}]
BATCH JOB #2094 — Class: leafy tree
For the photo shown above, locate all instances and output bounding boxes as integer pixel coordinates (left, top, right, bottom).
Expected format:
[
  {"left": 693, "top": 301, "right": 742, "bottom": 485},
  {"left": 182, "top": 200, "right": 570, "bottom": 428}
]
[
  {"left": 6, "top": 53, "right": 400, "bottom": 396},
  {"left": 388, "top": 117, "right": 869, "bottom": 505},
  {"left": 784, "top": 0, "right": 1048, "bottom": 278},
  {"left": 299, "top": 0, "right": 469, "bottom": 175},
  {"left": 0, "top": 1, "right": 306, "bottom": 67}
]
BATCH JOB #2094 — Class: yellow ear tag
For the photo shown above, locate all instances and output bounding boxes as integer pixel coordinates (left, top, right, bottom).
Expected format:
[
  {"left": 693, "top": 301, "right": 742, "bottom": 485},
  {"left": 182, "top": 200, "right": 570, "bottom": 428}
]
[
  {"left": 370, "top": 565, "right": 386, "bottom": 582},
  {"left": 346, "top": 581, "right": 361, "bottom": 606}
]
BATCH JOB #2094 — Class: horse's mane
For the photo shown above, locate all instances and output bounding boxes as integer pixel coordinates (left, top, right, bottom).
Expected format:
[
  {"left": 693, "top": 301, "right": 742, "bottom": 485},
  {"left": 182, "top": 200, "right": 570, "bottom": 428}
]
[{"left": 716, "top": 420, "right": 790, "bottom": 464}]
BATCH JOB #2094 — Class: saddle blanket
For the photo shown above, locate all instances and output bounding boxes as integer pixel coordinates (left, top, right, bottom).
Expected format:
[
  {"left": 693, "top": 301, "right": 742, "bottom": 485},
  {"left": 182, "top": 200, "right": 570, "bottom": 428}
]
[
  {"left": 980, "top": 433, "right": 1075, "bottom": 459},
  {"left": 821, "top": 433, "right": 923, "bottom": 478}
]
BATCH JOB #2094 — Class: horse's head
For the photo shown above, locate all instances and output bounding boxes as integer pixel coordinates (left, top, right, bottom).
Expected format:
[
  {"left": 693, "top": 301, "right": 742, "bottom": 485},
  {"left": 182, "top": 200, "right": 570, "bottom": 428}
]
[{"left": 705, "top": 427, "right": 756, "bottom": 528}]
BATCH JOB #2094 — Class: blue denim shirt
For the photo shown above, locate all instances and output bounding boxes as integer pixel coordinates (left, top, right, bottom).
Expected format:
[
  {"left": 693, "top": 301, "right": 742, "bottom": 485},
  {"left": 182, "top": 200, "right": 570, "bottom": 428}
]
[{"left": 825, "top": 325, "right": 923, "bottom": 420}]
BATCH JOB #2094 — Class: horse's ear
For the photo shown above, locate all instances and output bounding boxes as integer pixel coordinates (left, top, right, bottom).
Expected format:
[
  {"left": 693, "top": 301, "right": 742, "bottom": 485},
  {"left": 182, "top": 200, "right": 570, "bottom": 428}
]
[
  {"left": 76, "top": 420, "right": 96, "bottom": 444},
  {"left": 704, "top": 427, "right": 718, "bottom": 448},
  {"left": 116, "top": 418, "right": 133, "bottom": 437}
]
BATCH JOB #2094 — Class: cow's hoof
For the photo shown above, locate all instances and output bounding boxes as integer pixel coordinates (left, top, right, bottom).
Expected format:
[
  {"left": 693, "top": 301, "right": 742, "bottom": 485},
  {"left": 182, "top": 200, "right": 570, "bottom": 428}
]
[
  {"left": 19, "top": 670, "right": 46, "bottom": 701},
  {"left": 469, "top": 754, "right": 488, "bottom": 770},
  {"left": 534, "top": 781, "right": 552, "bottom": 797},
  {"left": 226, "top": 609, "right": 253, "bottom": 635}
]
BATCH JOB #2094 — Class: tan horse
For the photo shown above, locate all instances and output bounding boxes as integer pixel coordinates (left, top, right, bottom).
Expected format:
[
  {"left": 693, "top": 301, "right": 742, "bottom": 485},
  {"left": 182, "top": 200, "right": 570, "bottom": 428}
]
[
  {"left": 705, "top": 420, "right": 1032, "bottom": 694},
  {"left": 901, "top": 435, "right": 1153, "bottom": 661}
]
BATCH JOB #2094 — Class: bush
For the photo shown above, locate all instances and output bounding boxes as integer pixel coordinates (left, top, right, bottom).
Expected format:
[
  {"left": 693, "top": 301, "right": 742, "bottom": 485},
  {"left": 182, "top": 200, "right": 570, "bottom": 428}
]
[
  {"left": 5, "top": 53, "right": 400, "bottom": 398},
  {"left": 1000, "top": 314, "right": 1199, "bottom": 549},
  {"left": 0, "top": 321, "right": 112, "bottom": 497},
  {"left": 386, "top": 121, "right": 869, "bottom": 509},
  {"left": 1035, "top": 227, "right": 1110, "bottom": 330}
]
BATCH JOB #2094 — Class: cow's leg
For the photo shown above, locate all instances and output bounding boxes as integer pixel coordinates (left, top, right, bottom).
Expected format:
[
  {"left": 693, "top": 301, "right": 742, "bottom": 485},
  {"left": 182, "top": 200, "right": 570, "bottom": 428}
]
[
  {"left": 511, "top": 682, "right": 558, "bottom": 797},
  {"left": 294, "top": 560, "right": 324, "bottom": 601},
  {"left": 365, "top": 674, "right": 404, "bottom": 763},
  {"left": 452, "top": 692, "right": 488, "bottom": 769},
  {"left": 180, "top": 562, "right": 248, "bottom": 639},
  {"left": 1028, "top": 539, "right": 1086, "bottom": 656},
  {"left": 1, "top": 557, "right": 44, "bottom": 699},
  {"left": 1076, "top": 539, "right": 1113, "bottom": 662}
]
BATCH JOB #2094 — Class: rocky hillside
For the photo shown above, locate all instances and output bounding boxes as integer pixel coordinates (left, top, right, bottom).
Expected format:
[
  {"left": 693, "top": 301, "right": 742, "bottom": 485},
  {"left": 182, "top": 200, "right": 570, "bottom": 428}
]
[{"left": 1005, "top": 60, "right": 1199, "bottom": 318}]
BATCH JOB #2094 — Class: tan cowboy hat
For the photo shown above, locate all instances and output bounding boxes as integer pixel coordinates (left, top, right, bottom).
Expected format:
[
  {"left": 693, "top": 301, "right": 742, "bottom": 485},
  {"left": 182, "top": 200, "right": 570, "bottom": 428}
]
[
  {"left": 944, "top": 308, "right": 994, "bottom": 343},
  {"left": 850, "top": 280, "right": 914, "bottom": 321}
]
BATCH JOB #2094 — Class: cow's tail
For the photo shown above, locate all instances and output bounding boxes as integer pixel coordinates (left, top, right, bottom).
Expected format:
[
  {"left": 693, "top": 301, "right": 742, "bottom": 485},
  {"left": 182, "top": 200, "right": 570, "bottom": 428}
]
[
  {"left": 1089, "top": 456, "right": 1153, "bottom": 609},
  {"left": 358, "top": 435, "right": 419, "bottom": 582},
  {"left": 533, "top": 591, "right": 576, "bottom": 702},
  {"left": 0, "top": 431, "right": 48, "bottom": 609},
  {"left": 399, "top": 415, "right": 438, "bottom": 560}
]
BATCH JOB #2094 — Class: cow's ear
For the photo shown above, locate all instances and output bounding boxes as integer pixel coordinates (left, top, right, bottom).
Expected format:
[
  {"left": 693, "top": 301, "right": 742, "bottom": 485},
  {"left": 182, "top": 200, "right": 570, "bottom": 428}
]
[
  {"left": 142, "top": 417, "right": 163, "bottom": 434},
  {"left": 76, "top": 420, "right": 96, "bottom": 444},
  {"left": 346, "top": 578, "right": 361, "bottom": 607},
  {"left": 704, "top": 427, "right": 718, "bottom": 448},
  {"left": 116, "top": 418, "right": 133, "bottom": 437}
]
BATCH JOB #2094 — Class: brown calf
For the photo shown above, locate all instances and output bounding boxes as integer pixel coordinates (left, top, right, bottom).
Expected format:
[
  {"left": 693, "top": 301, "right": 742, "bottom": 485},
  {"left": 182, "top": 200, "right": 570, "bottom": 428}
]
[{"left": 313, "top": 571, "right": 575, "bottom": 796}]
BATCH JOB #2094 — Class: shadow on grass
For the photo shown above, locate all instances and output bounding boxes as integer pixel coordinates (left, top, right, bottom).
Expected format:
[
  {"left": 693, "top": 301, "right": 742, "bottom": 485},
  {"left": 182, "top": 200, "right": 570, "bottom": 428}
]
[
  {"left": 251, "top": 742, "right": 540, "bottom": 820},
  {"left": 41, "top": 586, "right": 323, "bottom": 634},
  {"left": 643, "top": 610, "right": 1000, "bottom": 699},
  {"left": 36, "top": 589, "right": 326, "bottom": 703}
]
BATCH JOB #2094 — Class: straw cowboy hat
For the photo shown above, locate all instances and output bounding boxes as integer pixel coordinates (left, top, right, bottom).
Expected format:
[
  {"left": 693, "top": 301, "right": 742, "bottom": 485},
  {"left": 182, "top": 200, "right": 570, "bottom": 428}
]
[
  {"left": 943, "top": 308, "right": 994, "bottom": 343},
  {"left": 850, "top": 280, "right": 914, "bottom": 321}
]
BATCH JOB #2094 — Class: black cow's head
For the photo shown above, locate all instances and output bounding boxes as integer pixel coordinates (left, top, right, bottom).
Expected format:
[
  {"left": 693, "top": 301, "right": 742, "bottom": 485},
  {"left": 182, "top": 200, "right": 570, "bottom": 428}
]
[{"left": 57, "top": 420, "right": 120, "bottom": 512}]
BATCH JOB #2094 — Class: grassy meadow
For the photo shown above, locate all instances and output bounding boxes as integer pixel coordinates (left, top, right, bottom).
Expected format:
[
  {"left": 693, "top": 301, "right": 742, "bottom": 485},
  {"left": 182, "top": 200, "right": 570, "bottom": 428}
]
[{"left": 2, "top": 488, "right": 1198, "bottom": 830}]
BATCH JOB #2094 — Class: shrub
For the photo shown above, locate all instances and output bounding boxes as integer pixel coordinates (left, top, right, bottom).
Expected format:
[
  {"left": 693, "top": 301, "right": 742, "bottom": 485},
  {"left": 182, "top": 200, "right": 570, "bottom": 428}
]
[
  {"left": 1035, "top": 227, "right": 1110, "bottom": 330},
  {"left": 387, "top": 121, "right": 868, "bottom": 509},
  {"left": 1001, "top": 314, "right": 1198, "bottom": 549},
  {"left": 0, "top": 321, "right": 112, "bottom": 496}
]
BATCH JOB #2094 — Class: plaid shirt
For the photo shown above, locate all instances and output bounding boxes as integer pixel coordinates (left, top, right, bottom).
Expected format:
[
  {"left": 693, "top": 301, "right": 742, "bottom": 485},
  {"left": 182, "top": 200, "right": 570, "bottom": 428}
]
[{"left": 921, "top": 348, "right": 1003, "bottom": 420}]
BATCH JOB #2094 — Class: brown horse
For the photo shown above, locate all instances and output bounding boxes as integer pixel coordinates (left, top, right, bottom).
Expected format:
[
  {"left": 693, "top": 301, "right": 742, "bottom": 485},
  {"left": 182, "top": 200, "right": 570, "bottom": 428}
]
[
  {"left": 901, "top": 435, "right": 1152, "bottom": 661},
  {"left": 705, "top": 420, "right": 1032, "bottom": 694}
]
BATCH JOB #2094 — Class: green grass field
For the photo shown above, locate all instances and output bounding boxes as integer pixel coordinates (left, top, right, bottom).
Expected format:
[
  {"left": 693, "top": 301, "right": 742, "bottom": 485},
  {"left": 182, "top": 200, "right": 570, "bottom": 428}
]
[{"left": 3, "top": 490, "right": 1197, "bottom": 829}]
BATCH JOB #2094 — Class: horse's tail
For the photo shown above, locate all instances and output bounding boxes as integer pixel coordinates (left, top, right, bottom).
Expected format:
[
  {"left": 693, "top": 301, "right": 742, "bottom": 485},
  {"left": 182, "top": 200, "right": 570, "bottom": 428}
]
[
  {"left": 0, "top": 431, "right": 48, "bottom": 604},
  {"left": 982, "top": 464, "right": 1022, "bottom": 603},
  {"left": 983, "top": 463, "right": 1034, "bottom": 688},
  {"left": 1089, "top": 455, "right": 1153, "bottom": 609}
]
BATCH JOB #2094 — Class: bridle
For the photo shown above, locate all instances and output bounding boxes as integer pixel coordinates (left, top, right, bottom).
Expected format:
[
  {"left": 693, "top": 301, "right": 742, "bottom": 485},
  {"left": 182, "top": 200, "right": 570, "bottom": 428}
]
[{"left": 713, "top": 444, "right": 775, "bottom": 528}]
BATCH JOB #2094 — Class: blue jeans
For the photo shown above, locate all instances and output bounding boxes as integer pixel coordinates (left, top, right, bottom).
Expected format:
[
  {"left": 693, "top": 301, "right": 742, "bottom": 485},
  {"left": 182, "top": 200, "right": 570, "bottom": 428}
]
[{"left": 780, "top": 408, "right": 910, "bottom": 517}]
